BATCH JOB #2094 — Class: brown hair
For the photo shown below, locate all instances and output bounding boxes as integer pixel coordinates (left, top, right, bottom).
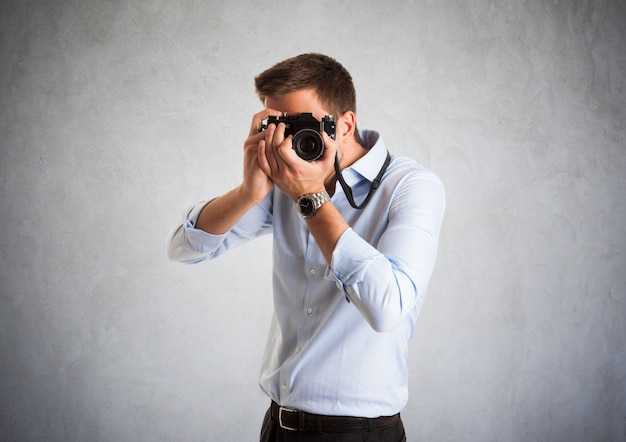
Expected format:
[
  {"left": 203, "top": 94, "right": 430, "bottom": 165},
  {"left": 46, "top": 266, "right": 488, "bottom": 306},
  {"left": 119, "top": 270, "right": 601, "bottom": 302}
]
[{"left": 254, "top": 53, "right": 358, "bottom": 127}]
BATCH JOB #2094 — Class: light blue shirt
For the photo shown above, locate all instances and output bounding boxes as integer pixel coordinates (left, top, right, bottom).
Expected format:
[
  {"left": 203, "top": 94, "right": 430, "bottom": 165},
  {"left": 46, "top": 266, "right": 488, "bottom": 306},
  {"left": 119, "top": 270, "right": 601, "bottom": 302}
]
[{"left": 167, "top": 130, "right": 446, "bottom": 417}]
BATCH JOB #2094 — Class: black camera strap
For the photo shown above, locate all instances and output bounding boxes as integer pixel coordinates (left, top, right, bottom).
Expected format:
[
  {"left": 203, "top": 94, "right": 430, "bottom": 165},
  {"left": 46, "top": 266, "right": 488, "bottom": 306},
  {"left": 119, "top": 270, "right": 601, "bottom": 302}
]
[{"left": 334, "top": 150, "right": 391, "bottom": 210}]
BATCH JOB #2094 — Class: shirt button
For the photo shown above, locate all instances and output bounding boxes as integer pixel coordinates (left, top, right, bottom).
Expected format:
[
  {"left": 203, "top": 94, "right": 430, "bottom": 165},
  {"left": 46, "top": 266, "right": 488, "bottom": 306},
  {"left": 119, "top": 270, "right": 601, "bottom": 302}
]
[
  {"left": 295, "top": 347, "right": 301, "bottom": 354},
  {"left": 307, "top": 308, "right": 313, "bottom": 315},
  {"left": 309, "top": 268, "right": 317, "bottom": 275},
  {"left": 281, "top": 384, "right": 287, "bottom": 391}
]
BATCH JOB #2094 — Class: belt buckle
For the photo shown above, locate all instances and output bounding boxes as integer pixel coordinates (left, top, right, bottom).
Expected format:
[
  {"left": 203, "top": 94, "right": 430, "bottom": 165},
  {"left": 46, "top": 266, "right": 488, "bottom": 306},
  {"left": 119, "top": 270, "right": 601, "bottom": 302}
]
[{"left": 278, "top": 406, "right": 298, "bottom": 431}]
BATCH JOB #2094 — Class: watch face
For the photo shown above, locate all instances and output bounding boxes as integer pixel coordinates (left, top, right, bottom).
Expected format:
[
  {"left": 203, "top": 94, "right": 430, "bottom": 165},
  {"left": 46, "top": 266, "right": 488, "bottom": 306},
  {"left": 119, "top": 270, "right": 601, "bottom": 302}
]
[{"left": 299, "top": 198, "right": 314, "bottom": 216}]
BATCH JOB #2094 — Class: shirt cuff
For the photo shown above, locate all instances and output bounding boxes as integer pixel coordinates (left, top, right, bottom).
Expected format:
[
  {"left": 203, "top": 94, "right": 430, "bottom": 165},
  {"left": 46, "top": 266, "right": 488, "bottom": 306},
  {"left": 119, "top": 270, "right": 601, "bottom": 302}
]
[
  {"left": 326, "top": 228, "right": 380, "bottom": 287},
  {"left": 181, "top": 201, "right": 227, "bottom": 252}
]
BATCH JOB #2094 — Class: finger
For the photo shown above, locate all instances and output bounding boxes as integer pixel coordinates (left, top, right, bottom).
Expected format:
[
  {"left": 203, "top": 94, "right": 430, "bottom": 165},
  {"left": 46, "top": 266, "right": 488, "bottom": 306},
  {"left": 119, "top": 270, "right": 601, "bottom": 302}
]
[
  {"left": 275, "top": 135, "right": 296, "bottom": 164},
  {"left": 257, "top": 140, "right": 271, "bottom": 177},
  {"left": 248, "top": 112, "right": 265, "bottom": 138},
  {"left": 248, "top": 108, "right": 284, "bottom": 137},
  {"left": 263, "top": 123, "right": 281, "bottom": 174},
  {"left": 269, "top": 122, "right": 286, "bottom": 148},
  {"left": 321, "top": 132, "right": 338, "bottom": 157},
  {"left": 244, "top": 130, "right": 267, "bottom": 150}
]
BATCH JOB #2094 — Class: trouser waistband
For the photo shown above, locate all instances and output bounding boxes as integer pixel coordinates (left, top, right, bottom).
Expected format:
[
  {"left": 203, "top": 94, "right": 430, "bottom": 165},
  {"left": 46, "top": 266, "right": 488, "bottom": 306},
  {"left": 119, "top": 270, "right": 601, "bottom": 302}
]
[{"left": 270, "top": 401, "right": 400, "bottom": 433}]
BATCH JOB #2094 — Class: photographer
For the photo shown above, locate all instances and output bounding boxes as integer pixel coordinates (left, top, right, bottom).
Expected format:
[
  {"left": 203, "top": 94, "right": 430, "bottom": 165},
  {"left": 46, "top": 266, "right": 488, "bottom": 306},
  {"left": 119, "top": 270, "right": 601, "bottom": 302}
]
[{"left": 167, "top": 53, "right": 446, "bottom": 441}]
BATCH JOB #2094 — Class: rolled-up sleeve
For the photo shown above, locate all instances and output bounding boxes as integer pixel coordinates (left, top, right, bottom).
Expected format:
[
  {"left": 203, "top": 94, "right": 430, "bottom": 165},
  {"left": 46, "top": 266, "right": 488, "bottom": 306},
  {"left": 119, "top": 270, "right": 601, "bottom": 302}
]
[
  {"left": 167, "top": 194, "right": 274, "bottom": 264},
  {"left": 327, "top": 171, "right": 446, "bottom": 332}
]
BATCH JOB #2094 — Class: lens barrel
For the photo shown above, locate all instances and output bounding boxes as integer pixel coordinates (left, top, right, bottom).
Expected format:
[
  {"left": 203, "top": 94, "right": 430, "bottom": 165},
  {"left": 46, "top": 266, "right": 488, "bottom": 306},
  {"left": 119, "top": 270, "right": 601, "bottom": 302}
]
[{"left": 293, "top": 129, "right": 324, "bottom": 161}]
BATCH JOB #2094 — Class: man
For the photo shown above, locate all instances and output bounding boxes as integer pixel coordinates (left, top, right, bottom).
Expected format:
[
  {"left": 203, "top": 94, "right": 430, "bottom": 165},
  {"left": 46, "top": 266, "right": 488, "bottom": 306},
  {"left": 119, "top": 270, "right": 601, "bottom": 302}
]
[{"left": 167, "top": 53, "right": 445, "bottom": 441}]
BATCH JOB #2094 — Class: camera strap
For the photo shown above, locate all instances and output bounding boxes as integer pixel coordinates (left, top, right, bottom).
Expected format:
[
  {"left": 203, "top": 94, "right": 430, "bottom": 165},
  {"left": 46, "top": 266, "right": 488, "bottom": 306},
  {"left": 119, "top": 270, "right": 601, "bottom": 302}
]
[{"left": 334, "top": 150, "right": 391, "bottom": 210}]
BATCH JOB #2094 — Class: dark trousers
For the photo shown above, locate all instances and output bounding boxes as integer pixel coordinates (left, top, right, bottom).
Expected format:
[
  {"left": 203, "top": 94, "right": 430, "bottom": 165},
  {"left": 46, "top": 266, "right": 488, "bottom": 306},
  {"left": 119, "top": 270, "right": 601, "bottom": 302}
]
[{"left": 259, "top": 405, "right": 407, "bottom": 442}]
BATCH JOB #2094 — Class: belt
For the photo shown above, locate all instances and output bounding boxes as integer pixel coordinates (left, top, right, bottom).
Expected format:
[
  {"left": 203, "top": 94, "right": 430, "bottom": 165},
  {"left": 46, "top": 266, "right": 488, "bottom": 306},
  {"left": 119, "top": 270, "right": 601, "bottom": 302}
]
[{"left": 270, "top": 401, "right": 400, "bottom": 433}]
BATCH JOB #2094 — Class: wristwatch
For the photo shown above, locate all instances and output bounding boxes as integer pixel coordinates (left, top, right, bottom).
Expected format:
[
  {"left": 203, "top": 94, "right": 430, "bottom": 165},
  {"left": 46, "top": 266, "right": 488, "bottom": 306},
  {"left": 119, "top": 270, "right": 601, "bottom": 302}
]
[{"left": 296, "top": 190, "right": 331, "bottom": 218}]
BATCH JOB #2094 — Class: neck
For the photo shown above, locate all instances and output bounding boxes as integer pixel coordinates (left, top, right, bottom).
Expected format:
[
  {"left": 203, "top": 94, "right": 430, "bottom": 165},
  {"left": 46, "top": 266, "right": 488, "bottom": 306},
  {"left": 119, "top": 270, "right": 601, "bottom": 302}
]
[{"left": 324, "top": 137, "right": 367, "bottom": 194}]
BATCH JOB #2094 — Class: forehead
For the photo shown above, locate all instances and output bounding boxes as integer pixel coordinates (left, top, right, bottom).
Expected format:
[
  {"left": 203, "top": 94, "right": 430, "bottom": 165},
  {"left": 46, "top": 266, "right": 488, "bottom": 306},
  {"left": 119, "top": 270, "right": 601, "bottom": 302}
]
[{"left": 264, "top": 89, "right": 330, "bottom": 117}]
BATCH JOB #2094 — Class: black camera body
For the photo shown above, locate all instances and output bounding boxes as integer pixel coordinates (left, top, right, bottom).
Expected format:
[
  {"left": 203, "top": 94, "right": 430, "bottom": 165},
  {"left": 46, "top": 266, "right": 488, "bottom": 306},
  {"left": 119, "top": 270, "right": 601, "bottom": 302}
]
[{"left": 261, "top": 113, "right": 336, "bottom": 161}]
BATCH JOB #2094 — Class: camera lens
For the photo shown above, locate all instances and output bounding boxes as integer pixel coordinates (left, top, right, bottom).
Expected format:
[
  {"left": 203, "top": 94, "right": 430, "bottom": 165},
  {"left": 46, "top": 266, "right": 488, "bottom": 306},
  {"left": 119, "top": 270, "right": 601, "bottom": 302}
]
[{"left": 293, "top": 129, "right": 324, "bottom": 161}]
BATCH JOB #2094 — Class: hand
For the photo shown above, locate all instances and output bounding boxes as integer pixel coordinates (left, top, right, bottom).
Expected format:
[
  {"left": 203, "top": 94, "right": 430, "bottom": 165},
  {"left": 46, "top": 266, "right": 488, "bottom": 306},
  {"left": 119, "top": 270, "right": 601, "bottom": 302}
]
[
  {"left": 240, "top": 109, "right": 283, "bottom": 204},
  {"left": 257, "top": 122, "right": 337, "bottom": 201}
]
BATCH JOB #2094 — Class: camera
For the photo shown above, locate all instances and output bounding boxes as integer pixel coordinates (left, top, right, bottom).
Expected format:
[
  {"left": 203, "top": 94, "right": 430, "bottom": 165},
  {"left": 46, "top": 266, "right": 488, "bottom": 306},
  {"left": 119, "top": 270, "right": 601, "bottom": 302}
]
[{"left": 260, "top": 113, "right": 336, "bottom": 161}]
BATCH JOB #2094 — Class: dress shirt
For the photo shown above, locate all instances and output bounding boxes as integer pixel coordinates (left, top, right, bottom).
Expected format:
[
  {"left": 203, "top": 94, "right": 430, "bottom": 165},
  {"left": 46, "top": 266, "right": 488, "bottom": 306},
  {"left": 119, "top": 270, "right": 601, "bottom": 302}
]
[{"left": 167, "top": 129, "right": 446, "bottom": 418}]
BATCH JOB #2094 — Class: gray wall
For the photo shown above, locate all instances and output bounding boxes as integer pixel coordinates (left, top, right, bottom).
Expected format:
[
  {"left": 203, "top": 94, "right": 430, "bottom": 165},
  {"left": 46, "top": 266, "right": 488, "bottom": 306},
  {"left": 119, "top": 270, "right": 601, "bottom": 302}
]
[{"left": 1, "top": 1, "right": 625, "bottom": 441}]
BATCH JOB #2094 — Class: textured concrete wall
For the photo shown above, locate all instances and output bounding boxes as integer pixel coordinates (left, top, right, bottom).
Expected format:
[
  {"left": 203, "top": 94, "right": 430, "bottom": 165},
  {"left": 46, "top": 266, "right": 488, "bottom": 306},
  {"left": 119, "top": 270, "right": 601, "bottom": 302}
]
[{"left": 1, "top": 1, "right": 625, "bottom": 441}]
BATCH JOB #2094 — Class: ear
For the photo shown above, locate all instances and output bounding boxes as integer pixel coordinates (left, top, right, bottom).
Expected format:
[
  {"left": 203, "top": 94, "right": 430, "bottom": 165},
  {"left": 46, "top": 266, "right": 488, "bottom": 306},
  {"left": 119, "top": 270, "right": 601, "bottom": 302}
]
[{"left": 337, "top": 111, "right": 356, "bottom": 144}]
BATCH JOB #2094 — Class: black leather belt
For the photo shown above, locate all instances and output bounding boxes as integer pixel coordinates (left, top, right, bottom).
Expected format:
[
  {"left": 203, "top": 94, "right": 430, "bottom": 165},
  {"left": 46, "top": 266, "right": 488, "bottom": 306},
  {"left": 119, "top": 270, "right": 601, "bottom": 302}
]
[{"left": 270, "top": 401, "right": 400, "bottom": 433}]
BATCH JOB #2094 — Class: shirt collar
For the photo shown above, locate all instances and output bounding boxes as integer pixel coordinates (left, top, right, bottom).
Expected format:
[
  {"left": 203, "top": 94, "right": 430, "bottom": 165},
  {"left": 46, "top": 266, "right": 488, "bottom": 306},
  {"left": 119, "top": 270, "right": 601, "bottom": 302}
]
[{"left": 338, "top": 129, "right": 388, "bottom": 187}]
